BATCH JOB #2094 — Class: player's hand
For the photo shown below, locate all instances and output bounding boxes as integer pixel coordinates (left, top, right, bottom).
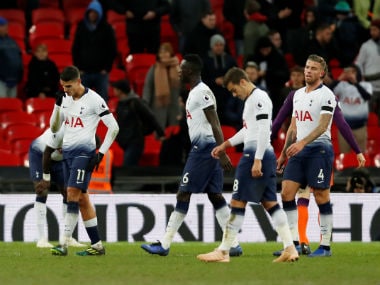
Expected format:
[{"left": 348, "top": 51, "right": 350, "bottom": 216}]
[
  {"left": 55, "top": 90, "right": 66, "bottom": 106},
  {"left": 276, "top": 153, "right": 287, "bottom": 174},
  {"left": 357, "top": 153, "right": 366, "bottom": 168},
  {"left": 35, "top": 180, "right": 50, "bottom": 195},
  {"left": 219, "top": 152, "right": 233, "bottom": 172},
  {"left": 86, "top": 152, "right": 104, "bottom": 172},
  {"left": 251, "top": 159, "right": 263, "bottom": 178}
]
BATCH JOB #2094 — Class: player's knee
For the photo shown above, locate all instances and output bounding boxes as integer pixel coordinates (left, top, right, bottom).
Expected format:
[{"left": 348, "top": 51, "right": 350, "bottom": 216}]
[{"left": 207, "top": 193, "right": 227, "bottom": 209}]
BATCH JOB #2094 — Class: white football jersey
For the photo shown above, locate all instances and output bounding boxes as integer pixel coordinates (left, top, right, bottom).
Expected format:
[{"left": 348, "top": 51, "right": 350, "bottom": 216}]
[
  {"left": 185, "top": 82, "right": 216, "bottom": 145},
  {"left": 60, "top": 88, "right": 109, "bottom": 154},
  {"left": 31, "top": 127, "right": 64, "bottom": 161},
  {"left": 292, "top": 85, "right": 336, "bottom": 143}
]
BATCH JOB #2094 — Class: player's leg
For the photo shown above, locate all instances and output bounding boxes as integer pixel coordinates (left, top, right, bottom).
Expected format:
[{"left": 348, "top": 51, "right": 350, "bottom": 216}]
[
  {"left": 34, "top": 181, "right": 53, "bottom": 248},
  {"left": 306, "top": 146, "right": 333, "bottom": 257},
  {"left": 141, "top": 190, "right": 191, "bottom": 256},
  {"left": 197, "top": 198, "right": 246, "bottom": 263},
  {"left": 297, "top": 186, "right": 311, "bottom": 254},
  {"left": 308, "top": 188, "right": 332, "bottom": 257},
  {"left": 263, "top": 201, "right": 299, "bottom": 262},
  {"left": 76, "top": 192, "right": 105, "bottom": 255}
]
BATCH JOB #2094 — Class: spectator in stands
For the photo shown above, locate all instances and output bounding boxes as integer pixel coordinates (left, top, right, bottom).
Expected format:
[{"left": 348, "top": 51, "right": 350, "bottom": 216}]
[
  {"left": 243, "top": 0, "right": 269, "bottom": 62},
  {"left": 113, "top": 79, "right": 165, "bottom": 167},
  {"left": 331, "top": 1, "right": 367, "bottom": 67},
  {"left": 245, "top": 36, "right": 289, "bottom": 118},
  {"left": 268, "top": 29, "right": 284, "bottom": 55},
  {"left": 117, "top": 0, "right": 170, "bottom": 54},
  {"left": 352, "top": 0, "right": 380, "bottom": 29},
  {"left": 71, "top": 0, "right": 117, "bottom": 102},
  {"left": 183, "top": 10, "right": 222, "bottom": 58},
  {"left": 25, "top": 43, "right": 60, "bottom": 99},
  {"left": 142, "top": 42, "right": 181, "bottom": 130},
  {"left": 279, "top": 65, "right": 305, "bottom": 111},
  {"left": 142, "top": 42, "right": 183, "bottom": 166},
  {"left": 202, "top": 34, "right": 237, "bottom": 124},
  {"left": 355, "top": 19, "right": 380, "bottom": 124},
  {"left": 295, "top": 22, "right": 341, "bottom": 68},
  {"left": 329, "top": 64, "right": 372, "bottom": 153},
  {"left": 223, "top": 0, "right": 246, "bottom": 57},
  {"left": 346, "top": 168, "right": 376, "bottom": 193},
  {"left": 0, "top": 17, "right": 23, "bottom": 98},
  {"left": 170, "top": 0, "right": 211, "bottom": 54}
]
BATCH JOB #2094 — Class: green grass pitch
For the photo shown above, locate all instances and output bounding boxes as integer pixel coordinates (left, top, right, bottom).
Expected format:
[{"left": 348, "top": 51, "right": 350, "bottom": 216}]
[{"left": 0, "top": 242, "right": 379, "bottom": 285}]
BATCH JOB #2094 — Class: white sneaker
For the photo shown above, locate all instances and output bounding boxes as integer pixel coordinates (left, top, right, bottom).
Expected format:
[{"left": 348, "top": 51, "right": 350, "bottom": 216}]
[
  {"left": 36, "top": 239, "right": 54, "bottom": 248},
  {"left": 68, "top": 237, "right": 86, "bottom": 247}
]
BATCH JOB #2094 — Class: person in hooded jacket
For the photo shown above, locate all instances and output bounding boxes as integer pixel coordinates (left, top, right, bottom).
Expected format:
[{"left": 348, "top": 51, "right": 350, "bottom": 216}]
[
  {"left": 112, "top": 79, "right": 165, "bottom": 167},
  {"left": 72, "top": 0, "right": 117, "bottom": 102}
]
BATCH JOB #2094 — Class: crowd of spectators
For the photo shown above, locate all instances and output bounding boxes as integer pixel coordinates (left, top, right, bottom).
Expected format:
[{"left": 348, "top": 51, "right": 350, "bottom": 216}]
[{"left": 1, "top": 0, "right": 380, "bottom": 176}]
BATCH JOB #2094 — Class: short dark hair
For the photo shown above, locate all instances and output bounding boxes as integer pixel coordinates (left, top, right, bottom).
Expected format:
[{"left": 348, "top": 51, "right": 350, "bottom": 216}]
[
  {"left": 60, "top": 66, "right": 80, "bottom": 81},
  {"left": 183, "top": 54, "right": 203, "bottom": 74},
  {"left": 223, "top": 67, "right": 249, "bottom": 86}
]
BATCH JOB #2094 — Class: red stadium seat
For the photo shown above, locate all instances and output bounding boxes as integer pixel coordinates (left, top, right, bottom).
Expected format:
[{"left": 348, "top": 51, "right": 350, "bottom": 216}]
[
  {"left": 12, "top": 138, "right": 32, "bottom": 155},
  {"left": 109, "top": 67, "right": 127, "bottom": 83},
  {"left": 62, "top": 0, "right": 91, "bottom": 11},
  {"left": 29, "top": 22, "right": 65, "bottom": 50},
  {"left": 160, "top": 15, "right": 178, "bottom": 53},
  {"left": 107, "top": 10, "right": 125, "bottom": 25},
  {"left": 0, "top": 9, "right": 25, "bottom": 26},
  {"left": 35, "top": 111, "right": 51, "bottom": 129},
  {"left": 25, "top": 97, "right": 55, "bottom": 114},
  {"left": 125, "top": 53, "right": 156, "bottom": 95},
  {"left": 7, "top": 22, "right": 25, "bottom": 41},
  {"left": 38, "top": 0, "right": 60, "bottom": 8},
  {"left": 0, "top": 98, "right": 23, "bottom": 113},
  {"left": 139, "top": 134, "right": 162, "bottom": 166},
  {"left": 110, "top": 142, "right": 124, "bottom": 167},
  {"left": 32, "top": 8, "right": 65, "bottom": 25},
  {"left": 64, "top": 7, "right": 86, "bottom": 28},
  {"left": 1, "top": 111, "right": 38, "bottom": 129},
  {"left": 49, "top": 53, "right": 73, "bottom": 72},
  {"left": 38, "top": 38, "right": 72, "bottom": 56},
  {"left": 367, "top": 112, "right": 379, "bottom": 126},
  {"left": 0, "top": 149, "right": 22, "bottom": 166},
  {"left": 5, "top": 125, "right": 42, "bottom": 144}
]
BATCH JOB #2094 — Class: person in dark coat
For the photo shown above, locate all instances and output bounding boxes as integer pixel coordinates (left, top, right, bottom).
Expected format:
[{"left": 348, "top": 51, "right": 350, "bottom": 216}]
[
  {"left": 72, "top": 0, "right": 117, "bottom": 102},
  {"left": 113, "top": 79, "right": 165, "bottom": 167},
  {"left": 25, "top": 43, "right": 60, "bottom": 98}
]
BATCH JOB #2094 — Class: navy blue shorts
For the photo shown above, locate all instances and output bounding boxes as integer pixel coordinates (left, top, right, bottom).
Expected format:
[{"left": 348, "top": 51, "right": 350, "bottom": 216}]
[
  {"left": 29, "top": 148, "right": 64, "bottom": 187},
  {"left": 179, "top": 144, "right": 223, "bottom": 194},
  {"left": 232, "top": 149, "right": 277, "bottom": 203},
  {"left": 63, "top": 155, "right": 93, "bottom": 192},
  {"left": 283, "top": 143, "right": 334, "bottom": 189}
]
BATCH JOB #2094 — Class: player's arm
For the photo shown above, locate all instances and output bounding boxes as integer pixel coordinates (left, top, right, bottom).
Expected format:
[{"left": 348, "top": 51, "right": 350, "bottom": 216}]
[
  {"left": 299, "top": 113, "right": 332, "bottom": 146},
  {"left": 271, "top": 90, "right": 294, "bottom": 141},
  {"left": 204, "top": 105, "right": 232, "bottom": 171},
  {"left": 50, "top": 91, "right": 66, "bottom": 132},
  {"left": 333, "top": 105, "right": 366, "bottom": 167},
  {"left": 277, "top": 117, "right": 296, "bottom": 172},
  {"left": 35, "top": 146, "right": 55, "bottom": 195}
]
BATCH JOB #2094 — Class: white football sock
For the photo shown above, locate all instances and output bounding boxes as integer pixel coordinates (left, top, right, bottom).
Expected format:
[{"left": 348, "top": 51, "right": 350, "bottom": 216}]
[
  {"left": 34, "top": 201, "right": 47, "bottom": 240},
  {"left": 272, "top": 208, "right": 293, "bottom": 248},
  {"left": 218, "top": 213, "right": 244, "bottom": 251},
  {"left": 215, "top": 205, "right": 239, "bottom": 247},
  {"left": 320, "top": 213, "right": 333, "bottom": 246},
  {"left": 284, "top": 208, "right": 299, "bottom": 241},
  {"left": 161, "top": 210, "right": 186, "bottom": 249},
  {"left": 61, "top": 212, "right": 79, "bottom": 247}
]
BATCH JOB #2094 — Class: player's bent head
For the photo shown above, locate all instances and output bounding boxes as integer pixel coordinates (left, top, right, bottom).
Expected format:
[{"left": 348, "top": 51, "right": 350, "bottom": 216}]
[
  {"left": 307, "top": 54, "right": 328, "bottom": 78},
  {"left": 223, "top": 67, "right": 249, "bottom": 87},
  {"left": 182, "top": 54, "right": 203, "bottom": 75},
  {"left": 61, "top": 66, "right": 81, "bottom": 82}
]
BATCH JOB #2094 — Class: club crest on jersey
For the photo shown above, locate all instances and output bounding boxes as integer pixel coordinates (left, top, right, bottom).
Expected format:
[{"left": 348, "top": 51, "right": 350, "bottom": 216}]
[
  {"left": 65, "top": 116, "right": 84, "bottom": 128},
  {"left": 295, "top": 110, "right": 313, "bottom": 121},
  {"left": 256, "top": 100, "right": 264, "bottom": 110},
  {"left": 203, "top": 94, "right": 210, "bottom": 102}
]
